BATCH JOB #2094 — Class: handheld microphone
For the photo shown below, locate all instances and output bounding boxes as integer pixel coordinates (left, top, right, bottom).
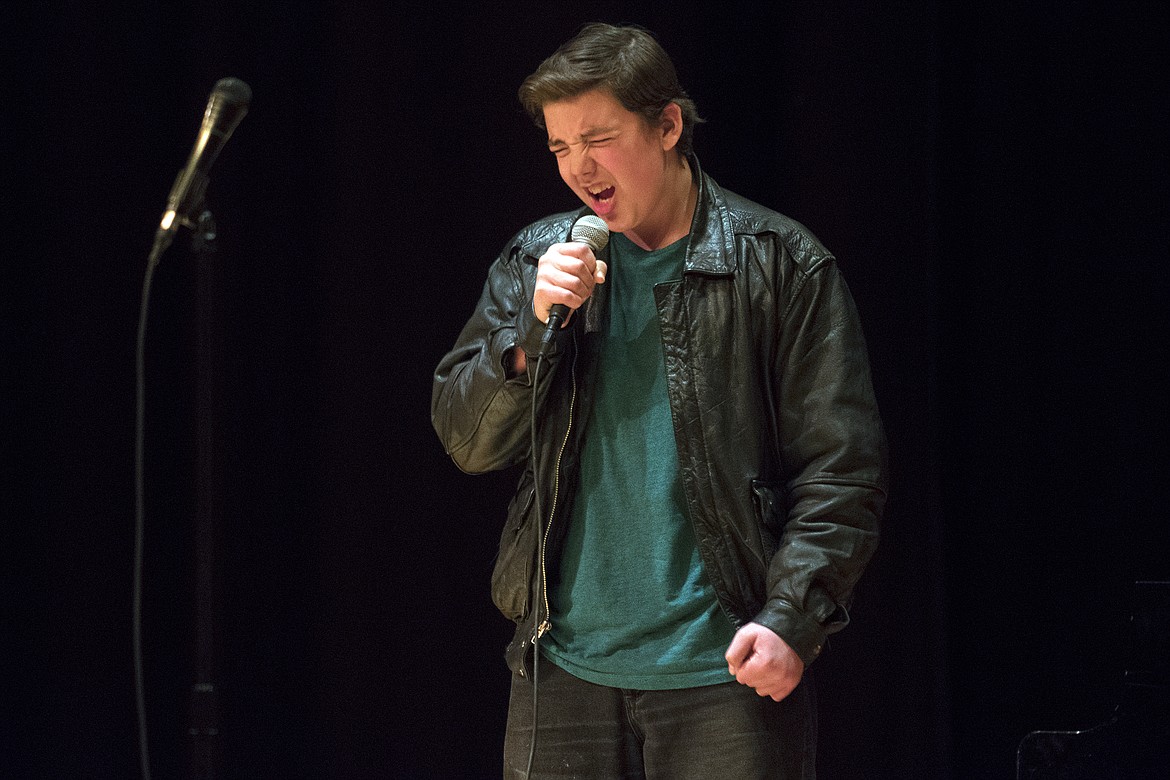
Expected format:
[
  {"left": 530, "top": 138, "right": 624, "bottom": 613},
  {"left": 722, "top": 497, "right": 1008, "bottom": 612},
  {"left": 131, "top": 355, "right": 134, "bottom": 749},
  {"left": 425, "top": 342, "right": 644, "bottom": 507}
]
[
  {"left": 538, "top": 215, "right": 610, "bottom": 357},
  {"left": 156, "top": 78, "right": 252, "bottom": 241}
]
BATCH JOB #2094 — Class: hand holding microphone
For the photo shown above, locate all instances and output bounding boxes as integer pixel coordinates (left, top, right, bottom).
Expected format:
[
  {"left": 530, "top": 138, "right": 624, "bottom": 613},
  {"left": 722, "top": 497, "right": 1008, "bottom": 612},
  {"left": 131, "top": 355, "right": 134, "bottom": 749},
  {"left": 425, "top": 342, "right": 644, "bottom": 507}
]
[{"left": 535, "top": 215, "right": 610, "bottom": 358}]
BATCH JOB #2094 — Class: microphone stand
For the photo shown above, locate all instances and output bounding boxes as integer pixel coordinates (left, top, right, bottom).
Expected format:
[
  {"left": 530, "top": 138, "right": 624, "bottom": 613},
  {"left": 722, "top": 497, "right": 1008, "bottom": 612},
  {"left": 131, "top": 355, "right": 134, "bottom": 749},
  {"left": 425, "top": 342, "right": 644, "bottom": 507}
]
[
  {"left": 136, "top": 203, "right": 225, "bottom": 780},
  {"left": 139, "top": 77, "right": 249, "bottom": 780},
  {"left": 190, "top": 207, "right": 224, "bottom": 780}
]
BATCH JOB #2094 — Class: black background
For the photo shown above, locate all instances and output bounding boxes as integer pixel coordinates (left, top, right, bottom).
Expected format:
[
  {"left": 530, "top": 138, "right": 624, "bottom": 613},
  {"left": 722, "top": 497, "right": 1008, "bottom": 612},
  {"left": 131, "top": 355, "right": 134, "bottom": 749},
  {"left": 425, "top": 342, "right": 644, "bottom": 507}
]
[{"left": 5, "top": 2, "right": 1168, "bottom": 778}]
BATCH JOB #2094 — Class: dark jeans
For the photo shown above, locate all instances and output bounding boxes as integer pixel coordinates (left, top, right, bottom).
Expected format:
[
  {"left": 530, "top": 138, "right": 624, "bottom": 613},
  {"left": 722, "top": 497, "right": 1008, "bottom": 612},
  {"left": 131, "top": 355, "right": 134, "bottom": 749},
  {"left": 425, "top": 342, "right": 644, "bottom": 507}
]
[{"left": 503, "top": 657, "right": 817, "bottom": 779}]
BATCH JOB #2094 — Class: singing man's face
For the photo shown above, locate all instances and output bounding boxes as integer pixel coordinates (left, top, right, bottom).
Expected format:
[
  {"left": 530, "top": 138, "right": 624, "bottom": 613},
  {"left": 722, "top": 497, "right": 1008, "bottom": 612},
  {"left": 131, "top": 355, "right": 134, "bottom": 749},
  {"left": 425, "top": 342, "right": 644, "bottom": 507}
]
[{"left": 543, "top": 89, "right": 683, "bottom": 244}]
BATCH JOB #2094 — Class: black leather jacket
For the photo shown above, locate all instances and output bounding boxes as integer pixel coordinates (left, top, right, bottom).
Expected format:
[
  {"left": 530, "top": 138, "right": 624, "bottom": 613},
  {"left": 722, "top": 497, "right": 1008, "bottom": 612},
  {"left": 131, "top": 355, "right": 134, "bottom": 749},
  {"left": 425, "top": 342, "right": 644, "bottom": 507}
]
[{"left": 432, "top": 160, "right": 887, "bottom": 670}]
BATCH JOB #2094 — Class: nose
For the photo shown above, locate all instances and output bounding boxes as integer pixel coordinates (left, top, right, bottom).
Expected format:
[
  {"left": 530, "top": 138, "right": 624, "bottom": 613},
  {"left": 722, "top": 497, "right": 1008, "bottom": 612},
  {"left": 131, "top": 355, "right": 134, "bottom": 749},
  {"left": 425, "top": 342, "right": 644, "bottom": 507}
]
[{"left": 568, "top": 146, "right": 594, "bottom": 177}]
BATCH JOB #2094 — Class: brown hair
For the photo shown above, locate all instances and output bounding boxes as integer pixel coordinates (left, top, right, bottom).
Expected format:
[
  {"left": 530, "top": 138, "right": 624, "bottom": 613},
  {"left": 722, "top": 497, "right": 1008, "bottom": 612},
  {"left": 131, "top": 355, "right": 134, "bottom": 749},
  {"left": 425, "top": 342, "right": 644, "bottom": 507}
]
[{"left": 518, "top": 23, "right": 703, "bottom": 157}]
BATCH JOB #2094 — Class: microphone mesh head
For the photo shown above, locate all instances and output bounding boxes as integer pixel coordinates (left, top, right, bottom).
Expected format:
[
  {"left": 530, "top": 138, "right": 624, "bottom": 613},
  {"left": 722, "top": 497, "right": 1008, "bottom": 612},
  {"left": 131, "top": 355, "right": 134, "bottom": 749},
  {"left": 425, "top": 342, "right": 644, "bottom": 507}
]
[
  {"left": 214, "top": 77, "right": 253, "bottom": 107},
  {"left": 571, "top": 215, "right": 610, "bottom": 252}
]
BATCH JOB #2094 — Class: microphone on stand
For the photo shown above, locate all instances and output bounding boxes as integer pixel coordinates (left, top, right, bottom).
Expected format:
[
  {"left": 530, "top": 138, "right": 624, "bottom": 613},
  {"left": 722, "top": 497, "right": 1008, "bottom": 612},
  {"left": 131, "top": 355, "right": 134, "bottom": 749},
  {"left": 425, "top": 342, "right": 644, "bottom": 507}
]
[{"left": 154, "top": 77, "right": 251, "bottom": 252}]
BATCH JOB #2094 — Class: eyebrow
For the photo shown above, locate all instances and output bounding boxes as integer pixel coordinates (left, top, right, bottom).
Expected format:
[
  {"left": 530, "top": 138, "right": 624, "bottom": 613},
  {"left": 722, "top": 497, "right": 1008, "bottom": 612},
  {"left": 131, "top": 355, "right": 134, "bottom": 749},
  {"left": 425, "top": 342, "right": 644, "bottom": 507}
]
[{"left": 547, "top": 125, "right": 620, "bottom": 149}]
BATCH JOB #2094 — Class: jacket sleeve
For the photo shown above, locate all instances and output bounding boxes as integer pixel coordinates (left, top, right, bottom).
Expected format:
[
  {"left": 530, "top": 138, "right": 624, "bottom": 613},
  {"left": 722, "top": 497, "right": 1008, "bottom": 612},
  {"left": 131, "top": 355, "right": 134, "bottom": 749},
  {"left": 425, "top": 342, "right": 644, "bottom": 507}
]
[
  {"left": 431, "top": 244, "right": 567, "bottom": 474},
  {"left": 754, "top": 255, "right": 888, "bottom": 665}
]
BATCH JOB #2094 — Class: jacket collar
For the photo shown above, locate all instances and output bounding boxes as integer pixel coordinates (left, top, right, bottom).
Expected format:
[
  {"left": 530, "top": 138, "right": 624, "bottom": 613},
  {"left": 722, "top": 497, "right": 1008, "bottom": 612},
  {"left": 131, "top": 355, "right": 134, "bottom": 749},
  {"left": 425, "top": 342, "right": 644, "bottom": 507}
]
[{"left": 681, "top": 155, "right": 735, "bottom": 276}]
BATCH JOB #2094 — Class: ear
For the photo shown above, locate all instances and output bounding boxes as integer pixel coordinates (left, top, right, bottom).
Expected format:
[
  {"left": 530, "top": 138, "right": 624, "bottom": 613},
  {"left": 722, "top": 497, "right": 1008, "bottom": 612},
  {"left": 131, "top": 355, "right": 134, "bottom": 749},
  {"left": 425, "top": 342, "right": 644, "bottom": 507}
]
[{"left": 659, "top": 102, "right": 684, "bottom": 151}]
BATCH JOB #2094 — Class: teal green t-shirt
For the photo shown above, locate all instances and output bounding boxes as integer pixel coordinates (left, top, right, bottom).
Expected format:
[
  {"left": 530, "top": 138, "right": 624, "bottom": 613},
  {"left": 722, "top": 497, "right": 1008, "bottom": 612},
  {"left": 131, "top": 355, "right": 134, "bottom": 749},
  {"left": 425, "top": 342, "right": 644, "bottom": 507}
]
[{"left": 542, "top": 232, "right": 735, "bottom": 690}]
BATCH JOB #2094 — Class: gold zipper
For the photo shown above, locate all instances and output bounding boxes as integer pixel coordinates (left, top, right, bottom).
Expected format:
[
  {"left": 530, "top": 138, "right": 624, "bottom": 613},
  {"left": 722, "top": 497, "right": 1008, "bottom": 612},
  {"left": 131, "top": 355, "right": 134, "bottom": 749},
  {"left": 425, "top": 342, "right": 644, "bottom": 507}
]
[{"left": 535, "top": 343, "right": 578, "bottom": 639}]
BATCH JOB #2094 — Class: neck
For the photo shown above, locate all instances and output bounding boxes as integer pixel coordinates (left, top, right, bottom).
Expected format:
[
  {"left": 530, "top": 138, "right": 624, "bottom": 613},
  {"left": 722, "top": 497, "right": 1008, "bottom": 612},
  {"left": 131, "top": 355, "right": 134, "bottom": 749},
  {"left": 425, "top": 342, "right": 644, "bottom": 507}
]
[{"left": 625, "top": 154, "right": 697, "bottom": 251}]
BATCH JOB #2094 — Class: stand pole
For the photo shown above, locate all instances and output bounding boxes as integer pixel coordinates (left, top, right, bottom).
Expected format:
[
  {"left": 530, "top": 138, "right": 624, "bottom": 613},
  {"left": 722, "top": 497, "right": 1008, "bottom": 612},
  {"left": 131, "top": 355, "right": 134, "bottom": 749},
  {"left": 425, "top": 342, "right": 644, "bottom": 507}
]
[{"left": 190, "top": 209, "right": 222, "bottom": 779}]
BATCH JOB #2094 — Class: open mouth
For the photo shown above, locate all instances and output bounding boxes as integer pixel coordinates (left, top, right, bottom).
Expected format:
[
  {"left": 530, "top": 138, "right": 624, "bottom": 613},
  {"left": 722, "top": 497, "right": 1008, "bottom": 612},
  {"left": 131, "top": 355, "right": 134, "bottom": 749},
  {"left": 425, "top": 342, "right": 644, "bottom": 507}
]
[{"left": 588, "top": 186, "right": 615, "bottom": 203}]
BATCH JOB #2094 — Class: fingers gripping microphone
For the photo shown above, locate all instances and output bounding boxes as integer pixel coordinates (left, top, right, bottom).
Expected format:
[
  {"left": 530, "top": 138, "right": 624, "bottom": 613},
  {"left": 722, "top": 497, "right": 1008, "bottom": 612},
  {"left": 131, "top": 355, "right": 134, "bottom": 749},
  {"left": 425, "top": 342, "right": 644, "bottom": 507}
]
[
  {"left": 155, "top": 77, "right": 252, "bottom": 247},
  {"left": 538, "top": 215, "right": 610, "bottom": 358}
]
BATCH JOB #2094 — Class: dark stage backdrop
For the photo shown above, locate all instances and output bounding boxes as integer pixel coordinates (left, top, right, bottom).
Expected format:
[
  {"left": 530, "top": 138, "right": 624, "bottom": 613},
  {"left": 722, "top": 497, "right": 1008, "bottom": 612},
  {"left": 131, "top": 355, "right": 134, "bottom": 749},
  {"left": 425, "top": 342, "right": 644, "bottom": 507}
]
[{"left": 6, "top": 2, "right": 1168, "bottom": 778}]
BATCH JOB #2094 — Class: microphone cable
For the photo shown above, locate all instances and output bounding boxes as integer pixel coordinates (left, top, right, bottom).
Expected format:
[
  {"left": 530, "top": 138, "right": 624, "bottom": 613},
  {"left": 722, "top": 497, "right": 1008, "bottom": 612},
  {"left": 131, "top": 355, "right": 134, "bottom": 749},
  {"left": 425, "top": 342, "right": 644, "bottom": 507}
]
[
  {"left": 133, "top": 236, "right": 169, "bottom": 780},
  {"left": 525, "top": 350, "right": 550, "bottom": 779}
]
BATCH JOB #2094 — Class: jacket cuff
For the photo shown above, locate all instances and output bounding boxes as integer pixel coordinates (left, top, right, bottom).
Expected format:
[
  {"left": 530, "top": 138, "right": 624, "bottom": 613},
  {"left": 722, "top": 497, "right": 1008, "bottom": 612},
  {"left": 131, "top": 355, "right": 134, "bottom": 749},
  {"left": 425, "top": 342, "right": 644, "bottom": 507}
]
[
  {"left": 753, "top": 600, "right": 833, "bottom": 667},
  {"left": 515, "top": 302, "right": 567, "bottom": 359}
]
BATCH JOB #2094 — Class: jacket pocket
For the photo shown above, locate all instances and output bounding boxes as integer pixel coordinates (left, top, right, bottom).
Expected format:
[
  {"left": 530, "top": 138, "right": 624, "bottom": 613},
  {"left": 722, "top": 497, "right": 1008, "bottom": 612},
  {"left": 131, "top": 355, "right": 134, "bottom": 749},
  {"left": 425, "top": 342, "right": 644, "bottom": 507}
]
[
  {"left": 750, "top": 478, "right": 787, "bottom": 559},
  {"left": 490, "top": 470, "right": 538, "bottom": 622}
]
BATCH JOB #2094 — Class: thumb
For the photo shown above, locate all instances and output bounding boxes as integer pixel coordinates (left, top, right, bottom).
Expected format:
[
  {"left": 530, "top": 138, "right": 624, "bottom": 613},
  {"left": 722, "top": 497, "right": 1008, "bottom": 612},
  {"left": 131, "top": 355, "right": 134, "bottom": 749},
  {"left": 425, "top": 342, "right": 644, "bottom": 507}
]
[
  {"left": 594, "top": 259, "right": 608, "bottom": 284},
  {"left": 725, "top": 628, "right": 755, "bottom": 674}
]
